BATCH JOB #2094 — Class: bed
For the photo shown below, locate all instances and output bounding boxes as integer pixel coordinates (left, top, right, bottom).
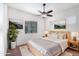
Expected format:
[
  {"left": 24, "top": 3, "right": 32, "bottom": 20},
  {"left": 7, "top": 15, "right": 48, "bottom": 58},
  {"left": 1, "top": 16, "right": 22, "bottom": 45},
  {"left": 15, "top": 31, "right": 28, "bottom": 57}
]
[
  {"left": 28, "top": 38, "right": 63, "bottom": 56},
  {"left": 27, "top": 32, "right": 68, "bottom": 56}
]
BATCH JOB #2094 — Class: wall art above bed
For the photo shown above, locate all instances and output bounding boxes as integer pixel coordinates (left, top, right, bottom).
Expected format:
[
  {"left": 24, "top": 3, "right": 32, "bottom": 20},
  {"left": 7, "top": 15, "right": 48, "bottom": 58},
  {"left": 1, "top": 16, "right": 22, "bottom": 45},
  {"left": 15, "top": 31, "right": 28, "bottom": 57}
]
[
  {"left": 54, "top": 24, "right": 66, "bottom": 29},
  {"left": 49, "top": 20, "right": 66, "bottom": 30}
]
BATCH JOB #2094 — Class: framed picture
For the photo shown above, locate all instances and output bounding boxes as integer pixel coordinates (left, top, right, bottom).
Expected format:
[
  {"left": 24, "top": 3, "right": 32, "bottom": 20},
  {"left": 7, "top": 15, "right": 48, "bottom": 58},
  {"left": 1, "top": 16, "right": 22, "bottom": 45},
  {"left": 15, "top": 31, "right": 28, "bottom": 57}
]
[
  {"left": 9, "top": 21, "right": 23, "bottom": 29},
  {"left": 54, "top": 24, "right": 66, "bottom": 29},
  {"left": 49, "top": 20, "right": 66, "bottom": 29}
]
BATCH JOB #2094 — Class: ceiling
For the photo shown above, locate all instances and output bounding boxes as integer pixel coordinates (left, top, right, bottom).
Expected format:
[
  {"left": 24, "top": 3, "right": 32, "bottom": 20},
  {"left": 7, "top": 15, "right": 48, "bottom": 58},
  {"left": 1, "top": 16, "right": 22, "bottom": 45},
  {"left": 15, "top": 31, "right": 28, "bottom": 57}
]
[{"left": 7, "top": 3, "right": 79, "bottom": 15}]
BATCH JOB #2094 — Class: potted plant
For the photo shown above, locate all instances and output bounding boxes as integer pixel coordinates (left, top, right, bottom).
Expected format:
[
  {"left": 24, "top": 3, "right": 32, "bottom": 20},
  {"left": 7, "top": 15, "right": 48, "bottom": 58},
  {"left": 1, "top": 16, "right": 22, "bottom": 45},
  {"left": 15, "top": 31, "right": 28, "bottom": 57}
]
[{"left": 8, "top": 24, "right": 19, "bottom": 49}]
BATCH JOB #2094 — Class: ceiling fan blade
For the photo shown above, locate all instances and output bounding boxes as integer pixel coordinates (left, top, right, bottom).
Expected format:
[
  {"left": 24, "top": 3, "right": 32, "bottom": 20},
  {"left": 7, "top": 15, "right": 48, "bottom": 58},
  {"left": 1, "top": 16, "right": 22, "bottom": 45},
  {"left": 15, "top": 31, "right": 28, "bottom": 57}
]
[
  {"left": 47, "top": 14, "right": 53, "bottom": 17},
  {"left": 47, "top": 10, "right": 53, "bottom": 13},
  {"left": 37, "top": 3, "right": 53, "bottom": 17},
  {"left": 38, "top": 10, "right": 43, "bottom": 14},
  {"left": 38, "top": 10, "right": 46, "bottom": 14}
]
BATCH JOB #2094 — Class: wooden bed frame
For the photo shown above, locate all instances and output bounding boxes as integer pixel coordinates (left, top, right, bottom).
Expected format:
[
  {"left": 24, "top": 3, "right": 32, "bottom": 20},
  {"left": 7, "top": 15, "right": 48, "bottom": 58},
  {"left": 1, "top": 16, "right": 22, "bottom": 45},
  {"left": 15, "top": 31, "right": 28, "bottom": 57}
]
[{"left": 27, "top": 43, "right": 43, "bottom": 56}]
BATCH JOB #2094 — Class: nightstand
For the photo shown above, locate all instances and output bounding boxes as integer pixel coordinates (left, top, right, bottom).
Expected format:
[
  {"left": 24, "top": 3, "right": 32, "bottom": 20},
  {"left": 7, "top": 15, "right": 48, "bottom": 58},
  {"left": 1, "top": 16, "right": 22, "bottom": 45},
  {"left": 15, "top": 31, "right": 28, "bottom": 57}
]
[{"left": 68, "top": 39, "right": 79, "bottom": 51}]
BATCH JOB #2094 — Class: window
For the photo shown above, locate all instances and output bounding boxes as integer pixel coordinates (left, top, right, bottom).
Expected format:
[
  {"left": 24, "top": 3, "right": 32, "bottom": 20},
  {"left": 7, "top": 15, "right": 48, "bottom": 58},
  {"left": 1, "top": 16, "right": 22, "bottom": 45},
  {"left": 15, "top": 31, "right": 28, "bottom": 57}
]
[{"left": 25, "top": 21, "right": 37, "bottom": 33}]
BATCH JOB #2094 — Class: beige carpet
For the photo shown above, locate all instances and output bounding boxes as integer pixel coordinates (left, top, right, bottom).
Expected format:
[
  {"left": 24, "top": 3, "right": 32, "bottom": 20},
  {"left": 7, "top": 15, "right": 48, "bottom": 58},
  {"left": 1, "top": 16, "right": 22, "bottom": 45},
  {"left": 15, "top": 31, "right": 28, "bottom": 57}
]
[{"left": 19, "top": 45, "right": 73, "bottom": 56}]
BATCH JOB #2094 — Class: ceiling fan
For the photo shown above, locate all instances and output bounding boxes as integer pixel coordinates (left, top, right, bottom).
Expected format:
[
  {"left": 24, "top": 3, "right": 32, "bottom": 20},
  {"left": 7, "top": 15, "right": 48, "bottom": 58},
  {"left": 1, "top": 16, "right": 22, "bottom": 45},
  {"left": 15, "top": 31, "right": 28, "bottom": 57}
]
[{"left": 38, "top": 3, "right": 53, "bottom": 17}]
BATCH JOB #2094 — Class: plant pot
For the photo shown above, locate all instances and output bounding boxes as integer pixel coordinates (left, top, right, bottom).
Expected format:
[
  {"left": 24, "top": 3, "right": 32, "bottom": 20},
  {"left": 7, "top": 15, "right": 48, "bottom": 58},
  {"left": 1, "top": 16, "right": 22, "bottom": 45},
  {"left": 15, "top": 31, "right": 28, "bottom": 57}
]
[{"left": 11, "top": 41, "right": 16, "bottom": 49}]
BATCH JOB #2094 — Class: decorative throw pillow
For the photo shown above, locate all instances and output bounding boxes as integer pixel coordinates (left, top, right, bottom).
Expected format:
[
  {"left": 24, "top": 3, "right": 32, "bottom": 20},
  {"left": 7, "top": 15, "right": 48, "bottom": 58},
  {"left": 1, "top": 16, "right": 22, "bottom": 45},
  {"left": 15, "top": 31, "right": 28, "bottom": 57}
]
[
  {"left": 48, "top": 33, "right": 58, "bottom": 40},
  {"left": 57, "top": 33, "right": 66, "bottom": 39}
]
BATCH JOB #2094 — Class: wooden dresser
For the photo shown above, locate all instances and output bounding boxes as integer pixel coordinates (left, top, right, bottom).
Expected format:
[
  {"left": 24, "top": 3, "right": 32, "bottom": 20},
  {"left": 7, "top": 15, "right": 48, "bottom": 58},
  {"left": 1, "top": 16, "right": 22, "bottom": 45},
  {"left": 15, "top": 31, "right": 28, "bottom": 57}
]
[
  {"left": 68, "top": 39, "right": 79, "bottom": 51},
  {"left": 67, "top": 32, "right": 79, "bottom": 51}
]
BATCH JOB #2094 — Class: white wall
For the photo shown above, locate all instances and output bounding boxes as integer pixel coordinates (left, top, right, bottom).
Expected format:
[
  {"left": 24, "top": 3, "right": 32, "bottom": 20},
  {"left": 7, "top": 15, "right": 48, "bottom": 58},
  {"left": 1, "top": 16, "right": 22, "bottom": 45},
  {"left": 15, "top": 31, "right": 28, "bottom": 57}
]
[
  {"left": 0, "top": 3, "right": 4, "bottom": 56},
  {"left": 0, "top": 3, "right": 8, "bottom": 56},
  {"left": 46, "top": 5, "right": 79, "bottom": 32},
  {"left": 8, "top": 4, "right": 79, "bottom": 46},
  {"left": 8, "top": 7, "right": 45, "bottom": 45}
]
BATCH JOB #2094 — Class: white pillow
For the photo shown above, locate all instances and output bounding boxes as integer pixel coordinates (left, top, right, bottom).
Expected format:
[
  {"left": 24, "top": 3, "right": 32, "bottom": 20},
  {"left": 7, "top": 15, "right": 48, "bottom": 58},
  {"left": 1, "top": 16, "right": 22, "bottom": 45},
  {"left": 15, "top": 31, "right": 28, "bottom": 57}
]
[
  {"left": 48, "top": 33, "right": 58, "bottom": 40},
  {"left": 57, "top": 33, "right": 66, "bottom": 39}
]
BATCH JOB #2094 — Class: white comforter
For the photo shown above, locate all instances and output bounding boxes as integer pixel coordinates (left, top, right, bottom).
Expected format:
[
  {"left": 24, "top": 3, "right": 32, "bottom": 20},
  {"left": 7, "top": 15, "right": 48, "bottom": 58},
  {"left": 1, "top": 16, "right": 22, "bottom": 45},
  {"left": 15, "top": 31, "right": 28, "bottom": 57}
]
[
  {"left": 28, "top": 39, "right": 62, "bottom": 56},
  {"left": 48, "top": 39, "right": 67, "bottom": 52}
]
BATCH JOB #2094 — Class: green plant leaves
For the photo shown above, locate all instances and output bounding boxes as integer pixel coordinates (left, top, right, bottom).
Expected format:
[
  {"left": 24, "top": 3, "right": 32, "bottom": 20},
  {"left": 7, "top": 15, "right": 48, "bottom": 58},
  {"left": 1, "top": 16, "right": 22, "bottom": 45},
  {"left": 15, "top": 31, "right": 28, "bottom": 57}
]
[{"left": 8, "top": 24, "right": 19, "bottom": 42}]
